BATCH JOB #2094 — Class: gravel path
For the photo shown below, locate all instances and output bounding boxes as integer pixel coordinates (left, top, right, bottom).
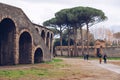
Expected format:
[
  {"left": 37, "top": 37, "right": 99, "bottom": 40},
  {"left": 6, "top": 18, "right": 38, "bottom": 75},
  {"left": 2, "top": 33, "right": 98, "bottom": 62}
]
[
  {"left": 61, "top": 58, "right": 120, "bottom": 80},
  {"left": 89, "top": 60, "right": 120, "bottom": 74}
]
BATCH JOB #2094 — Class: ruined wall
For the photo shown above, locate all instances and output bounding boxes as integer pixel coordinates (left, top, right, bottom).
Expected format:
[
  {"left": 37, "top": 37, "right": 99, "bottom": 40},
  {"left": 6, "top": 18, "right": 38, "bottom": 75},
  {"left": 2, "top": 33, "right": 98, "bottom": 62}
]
[
  {"left": 0, "top": 3, "right": 53, "bottom": 65},
  {"left": 56, "top": 46, "right": 120, "bottom": 57}
]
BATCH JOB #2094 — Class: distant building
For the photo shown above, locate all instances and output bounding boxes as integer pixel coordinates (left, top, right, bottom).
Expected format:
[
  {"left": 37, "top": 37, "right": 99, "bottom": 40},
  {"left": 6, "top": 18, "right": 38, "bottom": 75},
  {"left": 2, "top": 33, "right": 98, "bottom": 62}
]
[
  {"left": 95, "top": 39, "right": 106, "bottom": 48},
  {"left": 94, "top": 39, "right": 106, "bottom": 55}
]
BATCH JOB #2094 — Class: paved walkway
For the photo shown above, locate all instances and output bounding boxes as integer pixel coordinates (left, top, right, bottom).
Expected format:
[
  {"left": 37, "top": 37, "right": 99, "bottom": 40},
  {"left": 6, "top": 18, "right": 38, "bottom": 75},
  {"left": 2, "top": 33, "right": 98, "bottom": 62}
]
[{"left": 89, "top": 60, "right": 120, "bottom": 74}]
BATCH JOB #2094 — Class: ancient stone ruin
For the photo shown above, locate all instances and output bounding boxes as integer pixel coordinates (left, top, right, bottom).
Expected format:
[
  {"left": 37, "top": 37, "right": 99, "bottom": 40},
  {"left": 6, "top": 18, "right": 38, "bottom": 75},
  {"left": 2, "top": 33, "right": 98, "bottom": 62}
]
[{"left": 0, "top": 3, "right": 53, "bottom": 66}]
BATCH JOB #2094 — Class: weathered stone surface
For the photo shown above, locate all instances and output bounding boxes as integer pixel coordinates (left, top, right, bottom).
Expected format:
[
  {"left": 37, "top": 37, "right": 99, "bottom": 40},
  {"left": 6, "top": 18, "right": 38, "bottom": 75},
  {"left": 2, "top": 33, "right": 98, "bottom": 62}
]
[
  {"left": 56, "top": 46, "right": 120, "bottom": 57},
  {"left": 0, "top": 3, "right": 53, "bottom": 65}
]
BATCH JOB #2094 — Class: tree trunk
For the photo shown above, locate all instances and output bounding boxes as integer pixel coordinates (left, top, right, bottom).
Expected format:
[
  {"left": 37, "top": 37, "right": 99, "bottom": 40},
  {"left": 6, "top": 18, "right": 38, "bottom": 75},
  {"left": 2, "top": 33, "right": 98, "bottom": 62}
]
[
  {"left": 80, "top": 27, "right": 84, "bottom": 56},
  {"left": 86, "top": 24, "right": 89, "bottom": 55},
  {"left": 74, "top": 26, "right": 78, "bottom": 56},
  {"left": 60, "top": 27, "right": 63, "bottom": 56},
  {"left": 67, "top": 26, "right": 70, "bottom": 57}
]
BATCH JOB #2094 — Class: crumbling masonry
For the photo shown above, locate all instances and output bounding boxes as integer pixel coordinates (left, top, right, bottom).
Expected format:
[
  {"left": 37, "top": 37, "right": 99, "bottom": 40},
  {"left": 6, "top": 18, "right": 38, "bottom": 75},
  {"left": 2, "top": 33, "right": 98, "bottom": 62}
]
[{"left": 0, "top": 3, "right": 54, "bottom": 65}]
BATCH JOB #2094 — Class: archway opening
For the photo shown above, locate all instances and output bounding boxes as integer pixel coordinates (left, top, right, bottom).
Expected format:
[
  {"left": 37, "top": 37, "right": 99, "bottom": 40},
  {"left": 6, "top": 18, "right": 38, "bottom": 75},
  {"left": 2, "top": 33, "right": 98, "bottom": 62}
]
[
  {"left": 50, "top": 34, "right": 53, "bottom": 52},
  {"left": 34, "top": 48, "right": 43, "bottom": 63},
  {"left": 46, "top": 32, "right": 50, "bottom": 47},
  {"left": 0, "top": 18, "right": 16, "bottom": 65},
  {"left": 19, "top": 32, "right": 32, "bottom": 64},
  {"left": 41, "top": 30, "right": 45, "bottom": 40},
  {"left": 35, "top": 28, "right": 39, "bottom": 33}
]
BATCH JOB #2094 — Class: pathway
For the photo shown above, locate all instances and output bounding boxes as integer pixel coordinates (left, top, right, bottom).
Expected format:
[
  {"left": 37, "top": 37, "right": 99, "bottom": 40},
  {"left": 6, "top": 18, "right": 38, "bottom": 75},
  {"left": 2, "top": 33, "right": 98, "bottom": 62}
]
[{"left": 89, "top": 60, "right": 120, "bottom": 74}]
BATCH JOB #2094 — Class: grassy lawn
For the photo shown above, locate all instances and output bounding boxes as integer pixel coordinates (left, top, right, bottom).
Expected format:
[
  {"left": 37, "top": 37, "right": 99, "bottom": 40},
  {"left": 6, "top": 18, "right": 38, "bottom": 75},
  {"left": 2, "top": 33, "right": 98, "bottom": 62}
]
[
  {"left": 0, "top": 57, "right": 120, "bottom": 80},
  {"left": 107, "top": 57, "right": 120, "bottom": 60},
  {"left": 0, "top": 58, "right": 68, "bottom": 80},
  {"left": 84, "top": 56, "right": 120, "bottom": 60}
]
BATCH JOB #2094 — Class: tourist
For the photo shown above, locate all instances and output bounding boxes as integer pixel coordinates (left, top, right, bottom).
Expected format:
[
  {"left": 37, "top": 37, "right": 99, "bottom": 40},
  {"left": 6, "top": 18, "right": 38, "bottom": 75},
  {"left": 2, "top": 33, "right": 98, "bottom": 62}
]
[
  {"left": 97, "top": 49, "right": 102, "bottom": 64},
  {"left": 103, "top": 54, "right": 107, "bottom": 63},
  {"left": 83, "top": 53, "right": 86, "bottom": 60},
  {"left": 98, "top": 53, "right": 102, "bottom": 64},
  {"left": 86, "top": 54, "right": 89, "bottom": 60}
]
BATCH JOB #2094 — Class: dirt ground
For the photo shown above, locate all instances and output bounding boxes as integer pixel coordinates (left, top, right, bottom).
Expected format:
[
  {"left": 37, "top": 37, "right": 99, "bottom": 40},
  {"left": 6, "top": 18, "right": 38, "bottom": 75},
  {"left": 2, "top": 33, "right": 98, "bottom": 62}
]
[
  {"left": 0, "top": 58, "right": 120, "bottom": 80},
  {"left": 57, "top": 58, "right": 120, "bottom": 80},
  {"left": 109, "top": 60, "right": 120, "bottom": 66}
]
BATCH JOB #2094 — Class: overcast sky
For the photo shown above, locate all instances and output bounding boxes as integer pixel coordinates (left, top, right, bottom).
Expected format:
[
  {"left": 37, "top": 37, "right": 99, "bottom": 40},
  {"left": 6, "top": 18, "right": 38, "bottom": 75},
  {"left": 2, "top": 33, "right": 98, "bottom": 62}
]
[{"left": 0, "top": 0, "right": 120, "bottom": 32}]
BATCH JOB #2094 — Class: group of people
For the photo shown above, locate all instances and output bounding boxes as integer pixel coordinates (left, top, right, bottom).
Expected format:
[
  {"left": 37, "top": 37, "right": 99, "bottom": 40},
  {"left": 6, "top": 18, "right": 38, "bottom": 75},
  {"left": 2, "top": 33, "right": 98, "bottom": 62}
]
[
  {"left": 83, "top": 52, "right": 107, "bottom": 64},
  {"left": 83, "top": 53, "right": 89, "bottom": 60},
  {"left": 96, "top": 47, "right": 107, "bottom": 64},
  {"left": 98, "top": 53, "right": 107, "bottom": 64}
]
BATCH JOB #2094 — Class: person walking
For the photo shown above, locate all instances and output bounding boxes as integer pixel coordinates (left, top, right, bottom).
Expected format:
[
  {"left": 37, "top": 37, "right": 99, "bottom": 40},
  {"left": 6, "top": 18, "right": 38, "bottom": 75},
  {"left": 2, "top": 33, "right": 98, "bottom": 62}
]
[
  {"left": 96, "top": 48, "right": 102, "bottom": 64},
  {"left": 83, "top": 53, "right": 86, "bottom": 60},
  {"left": 86, "top": 54, "right": 89, "bottom": 60},
  {"left": 103, "top": 54, "right": 107, "bottom": 63},
  {"left": 83, "top": 51, "right": 89, "bottom": 60},
  {"left": 99, "top": 54, "right": 102, "bottom": 64}
]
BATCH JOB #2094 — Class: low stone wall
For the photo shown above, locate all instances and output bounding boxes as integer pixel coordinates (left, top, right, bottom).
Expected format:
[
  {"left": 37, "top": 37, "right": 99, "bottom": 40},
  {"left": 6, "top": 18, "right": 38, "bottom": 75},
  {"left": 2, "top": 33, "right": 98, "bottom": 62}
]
[
  {"left": 56, "top": 46, "right": 120, "bottom": 57},
  {"left": 103, "top": 47, "right": 120, "bottom": 57}
]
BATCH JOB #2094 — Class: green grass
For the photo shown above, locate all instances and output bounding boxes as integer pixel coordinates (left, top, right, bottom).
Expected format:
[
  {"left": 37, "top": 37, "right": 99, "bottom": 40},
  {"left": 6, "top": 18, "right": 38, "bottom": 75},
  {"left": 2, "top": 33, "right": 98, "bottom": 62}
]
[
  {"left": 108, "top": 57, "right": 120, "bottom": 60},
  {"left": 0, "top": 58, "right": 65, "bottom": 80},
  {"left": 80, "top": 56, "right": 120, "bottom": 60},
  {"left": 46, "top": 58, "right": 63, "bottom": 64},
  {"left": 0, "top": 68, "right": 49, "bottom": 79},
  {"left": 84, "top": 57, "right": 120, "bottom": 60}
]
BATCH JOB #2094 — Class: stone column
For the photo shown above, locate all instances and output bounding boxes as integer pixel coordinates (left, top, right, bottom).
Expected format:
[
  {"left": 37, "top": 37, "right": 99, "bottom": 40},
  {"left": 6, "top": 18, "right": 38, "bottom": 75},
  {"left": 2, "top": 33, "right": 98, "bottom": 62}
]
[
  {"left": 50, "top": 33, "right": 53, "bottom": 57},
  {"left": 14, "top": 32, "right": 19, "bottom": 65}
]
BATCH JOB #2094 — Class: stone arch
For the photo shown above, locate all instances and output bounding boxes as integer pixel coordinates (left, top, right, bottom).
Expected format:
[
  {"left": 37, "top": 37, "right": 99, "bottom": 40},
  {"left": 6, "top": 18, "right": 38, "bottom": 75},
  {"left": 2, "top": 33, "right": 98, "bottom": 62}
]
[
  {"left": 34, "top": 25, "right": 41, "bottom": 34},
  {"left": 34, "top": 48, "right": 43, "bottom": 63},
  {"left": 41, "top": 30, "right": 45, "bottom": 40},
  {"left": 19, "top": 31, "right": 32, "bottom": 64},
  {"left": 35, "top": 28, "right": 39, "bottom": 33},
  {"left": 46, "top": 32, "right": 50, "bottom": 47},
  {"left": 0, "top": 18, "right": 16, "bottom": 65}
]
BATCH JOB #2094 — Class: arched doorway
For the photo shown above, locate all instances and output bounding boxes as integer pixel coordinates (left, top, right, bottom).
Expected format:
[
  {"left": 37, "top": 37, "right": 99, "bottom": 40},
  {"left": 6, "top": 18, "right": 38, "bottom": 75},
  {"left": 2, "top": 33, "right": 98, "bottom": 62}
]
[
  {"left": 41, "top": 30, "right": 45, "bottom": 40},
  {"left": 34, "top": 48, "right": 43, "bottom": 63},
  {"left": 19, "top": 32, "right": 32, "bottom": 64},
  {"left": 46, "top": 32, "right": 50, "bottom": 47},
  {"left": 0, "top": 18, "right": 16, "bottom": 65},
  {"left": 50, "top": 34, "right": 53, "bottom": 52},
  {"left": 35, "top": 28, "right": 39, "bottom": 33}
]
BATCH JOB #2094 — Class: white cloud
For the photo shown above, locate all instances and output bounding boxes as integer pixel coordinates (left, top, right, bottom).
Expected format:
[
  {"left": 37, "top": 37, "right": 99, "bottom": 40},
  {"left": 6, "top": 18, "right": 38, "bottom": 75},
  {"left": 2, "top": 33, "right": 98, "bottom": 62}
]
[
  {"left": 19, "top": 2, "right": 69, "bottom": 24},
  {"left": 0, "top": 0, "right": 120, "bottom": 28},
  {"left": 22, "top": 0, "right": 71, "bottom": 4}
]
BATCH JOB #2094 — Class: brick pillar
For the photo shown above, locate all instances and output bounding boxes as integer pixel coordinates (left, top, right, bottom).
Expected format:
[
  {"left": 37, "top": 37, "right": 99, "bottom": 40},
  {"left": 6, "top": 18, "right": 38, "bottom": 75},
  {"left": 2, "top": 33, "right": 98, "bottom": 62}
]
[
  {"left": 48, "top": 38, "right": 50, "bottom": 50},
  {"left": 14, "top": 32, "right": 19, "bottom": 65},
  {"left": 31, "top": 46, "right": 35, "bottom": 64},
  {"left": 51, "top": 38, "right": 54, "bottom": 58},
  {"left": 45, "top": 33, "right": 47, "bottom": 45}
]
